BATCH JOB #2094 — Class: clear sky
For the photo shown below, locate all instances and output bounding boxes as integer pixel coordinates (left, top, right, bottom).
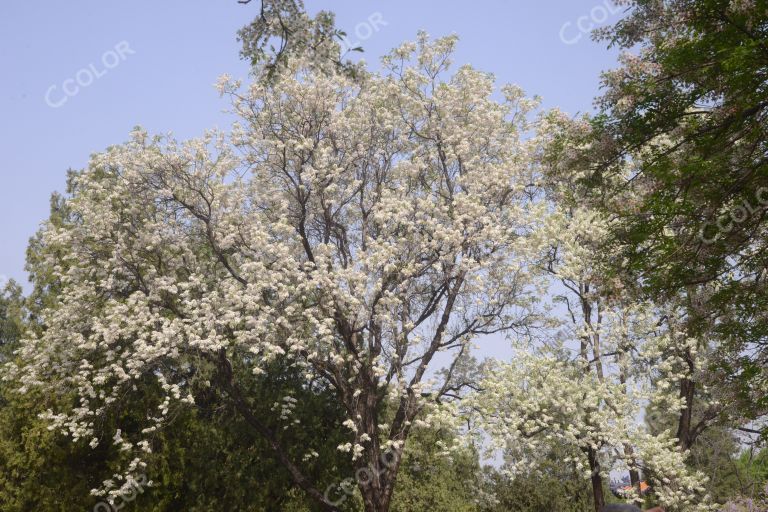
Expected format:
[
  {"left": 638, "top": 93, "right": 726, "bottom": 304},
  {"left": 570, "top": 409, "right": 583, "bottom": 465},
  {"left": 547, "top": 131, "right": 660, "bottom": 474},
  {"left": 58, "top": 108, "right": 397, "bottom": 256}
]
[{"left": 0, "top": 0, "right": 621, "bottom": 290}]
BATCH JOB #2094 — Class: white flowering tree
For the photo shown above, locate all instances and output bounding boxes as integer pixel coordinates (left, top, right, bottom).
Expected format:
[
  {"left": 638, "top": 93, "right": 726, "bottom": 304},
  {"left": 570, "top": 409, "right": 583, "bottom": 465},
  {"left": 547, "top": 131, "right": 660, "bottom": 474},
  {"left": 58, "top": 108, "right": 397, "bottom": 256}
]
[
  {"left": 11, "top": 35, "right": 547, "bottom": 512},
  {"left": 470, "top": 128, "right": 718, "bottom": 512}
]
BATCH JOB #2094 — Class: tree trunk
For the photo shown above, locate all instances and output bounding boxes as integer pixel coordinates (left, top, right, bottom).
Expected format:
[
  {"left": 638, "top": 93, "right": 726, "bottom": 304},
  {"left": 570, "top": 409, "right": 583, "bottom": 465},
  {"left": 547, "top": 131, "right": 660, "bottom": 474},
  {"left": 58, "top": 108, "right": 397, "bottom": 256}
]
[
  {"left": 359, "top": 474, "right": 393, "bottom": 512},
  {"left": 629, "top": 466, "right": 640, "bottom": 489},
  {"left": 358, "top": 446, "right": 401, "bottom": 512},
  {"left": 361, "top": 491, "right": 390, "bottom": 512},
  {"left": 618, "top": 366, "right": 640, "bottom": 490},
  {"left": 587, "top": 446, "right": 605, "bottom": 512},
  {"left": 676, "top": 375, "right": 696, "bottom": 450}
]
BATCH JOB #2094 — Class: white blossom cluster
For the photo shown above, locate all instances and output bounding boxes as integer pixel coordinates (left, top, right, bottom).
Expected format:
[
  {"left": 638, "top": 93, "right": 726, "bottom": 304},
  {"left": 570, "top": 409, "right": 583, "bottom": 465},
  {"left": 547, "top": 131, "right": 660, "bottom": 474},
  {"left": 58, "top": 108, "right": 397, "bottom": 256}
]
[
  {"left": 470, "top": 202, "right": 717, "bottom": 511},
  {"left": 8, "top": 27, "right": 728, "bottom": 510},
  {"left": 8, "top": 34, "right": 547, "bottom": 500}
]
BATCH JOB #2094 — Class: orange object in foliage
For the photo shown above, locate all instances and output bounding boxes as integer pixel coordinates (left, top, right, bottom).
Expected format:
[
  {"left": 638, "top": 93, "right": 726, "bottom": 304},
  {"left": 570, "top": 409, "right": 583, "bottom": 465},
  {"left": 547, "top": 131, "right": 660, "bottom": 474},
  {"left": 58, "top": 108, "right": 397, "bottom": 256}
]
[{"left": 615, "top": 480, "right": 651, "bottom": 496}]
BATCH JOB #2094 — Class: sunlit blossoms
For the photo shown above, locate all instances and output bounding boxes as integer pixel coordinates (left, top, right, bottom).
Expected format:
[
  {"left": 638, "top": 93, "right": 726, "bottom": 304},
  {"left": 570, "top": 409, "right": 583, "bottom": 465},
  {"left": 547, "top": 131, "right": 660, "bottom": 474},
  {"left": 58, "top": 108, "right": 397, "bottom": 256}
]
[
  {"left": 5, "top": 17, "right": 748, "bottom": 511},
  {"left": 470, "top": 201, "right": 717, "bottom": 511},
  {"left": 10, "top": 34, "right": 551, "bottom": 512}
]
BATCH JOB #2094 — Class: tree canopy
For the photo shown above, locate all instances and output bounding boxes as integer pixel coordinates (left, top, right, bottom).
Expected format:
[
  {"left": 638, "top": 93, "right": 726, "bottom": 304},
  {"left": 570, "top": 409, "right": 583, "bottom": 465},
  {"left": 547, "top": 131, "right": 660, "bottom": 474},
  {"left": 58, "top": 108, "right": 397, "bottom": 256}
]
[{"left": 2, "top": 2, "right": 767, "bottom": 512}]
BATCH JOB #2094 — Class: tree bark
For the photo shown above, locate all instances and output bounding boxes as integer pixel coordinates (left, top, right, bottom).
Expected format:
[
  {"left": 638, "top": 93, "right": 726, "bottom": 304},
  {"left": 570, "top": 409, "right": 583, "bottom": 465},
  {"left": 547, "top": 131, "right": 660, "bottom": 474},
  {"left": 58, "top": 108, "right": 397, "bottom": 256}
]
[
  {"left": 619, "top": 367, "right": 640, "bottom": 490},
  {"left": 587, "top": 446, "right": 605, "bottom": 512},
  {"left": 622, "top": 442, "right": 641, "bottom": 490},
  {"left": 676, "top": 375, "right": 696, "bottom": 451}
]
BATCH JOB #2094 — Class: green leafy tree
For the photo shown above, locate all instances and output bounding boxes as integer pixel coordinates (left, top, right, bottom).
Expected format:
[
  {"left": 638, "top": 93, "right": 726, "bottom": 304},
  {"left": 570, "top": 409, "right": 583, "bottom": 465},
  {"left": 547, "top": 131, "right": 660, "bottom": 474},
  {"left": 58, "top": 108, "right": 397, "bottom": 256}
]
[
  {"left": 389, "top": 428, "right": 481, "bottom": 512},
  {"left": 586, "top": 0, "right": 768, "bottom": 440},
  {"left": 0, "top": 281, "right": 23, "bottom": 361},
  {"left": 236, "top": 0, "right": 363, "bottom": 80},
  {"left": 479, "top": 445, "right": 596, "bottom": 512}
]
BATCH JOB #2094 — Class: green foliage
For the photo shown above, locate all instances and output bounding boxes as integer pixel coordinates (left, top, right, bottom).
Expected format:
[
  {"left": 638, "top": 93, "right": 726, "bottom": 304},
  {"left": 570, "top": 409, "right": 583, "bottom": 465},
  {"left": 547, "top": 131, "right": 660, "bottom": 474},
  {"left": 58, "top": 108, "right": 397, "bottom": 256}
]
[
  {"left": 686, "top": 427, "right": 745, "bottom": 503},
  {"left": 0, "top": 281, "right": 105, "bottom": 511},
  {"left": 479, "top": 445, "right": 595, "bottom": 512},
  {"left": 713, "top": 447, "right": 768, "bottom": 509},
  {"left": 0, "top": 281, "right": 24, "bottom": 361},
  {"left": 0, "top": 357, "right": 355, "bottom": 511},
  {"left": 738, "top": 447, "right": 768, "bottom": 487},
  {"left": 237, "top": 0, "right": 363, "bottom": 81},
  {"left": 390, "top": 429, "right": 481, "bottom": 512},
  {"left": 590, "top": 0, "right": 768, "bottom": 430}
]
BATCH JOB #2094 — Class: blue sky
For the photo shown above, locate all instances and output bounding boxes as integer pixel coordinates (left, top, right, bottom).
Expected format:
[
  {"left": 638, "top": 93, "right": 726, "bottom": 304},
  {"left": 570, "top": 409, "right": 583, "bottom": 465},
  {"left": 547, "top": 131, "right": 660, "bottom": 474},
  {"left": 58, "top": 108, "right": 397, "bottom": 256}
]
[{"left": 0, "top": 0, "right": 621, "bottom": 289}]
